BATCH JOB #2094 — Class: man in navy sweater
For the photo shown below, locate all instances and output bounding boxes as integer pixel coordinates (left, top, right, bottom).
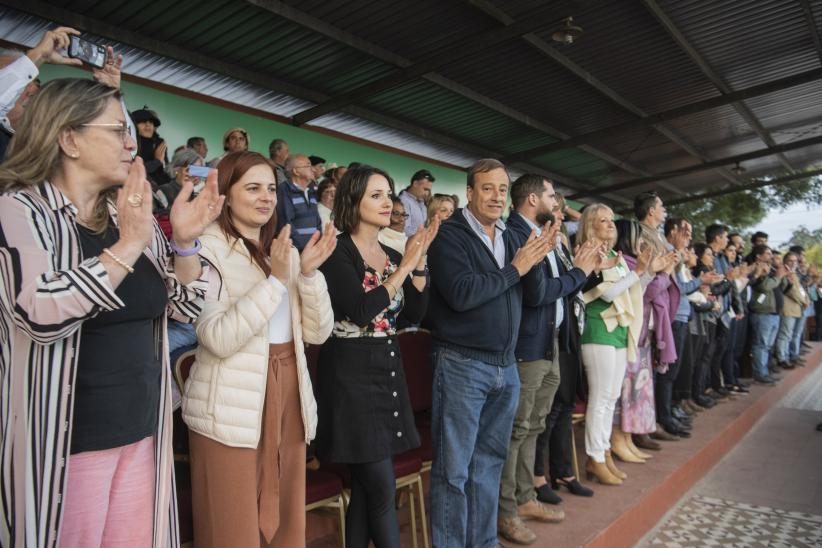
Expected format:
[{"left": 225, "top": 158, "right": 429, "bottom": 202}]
[
  {"left": 426, "top": 159, "right": 555, "bottom": 548},
  {"left": 497, "top": 175, "right": 599, "bottom": 544}
]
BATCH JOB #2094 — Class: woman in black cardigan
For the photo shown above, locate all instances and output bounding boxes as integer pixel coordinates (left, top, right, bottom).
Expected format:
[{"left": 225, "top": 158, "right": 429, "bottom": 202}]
[{"left": 316, "top": 165, "right": 438, "bottom": 548}]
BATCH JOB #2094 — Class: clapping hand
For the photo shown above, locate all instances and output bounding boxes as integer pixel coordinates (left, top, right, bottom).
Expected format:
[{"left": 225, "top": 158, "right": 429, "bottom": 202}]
[
  {"left": 598, "top": 244, "right": 621, "bottom": 271},
  {"left": 300, "top": 223, "right": 338, "bottom": 276},
  {"left": 635, "top": 244, "right": 653, "bottom": 275},
  {"left": 269, "top": 225, "right": 292, "bottom": 285},
  {"left": 700, "top": 271, "right": 723, "bottom": 284},
  {"left": 400, "top": 222, "right": 436, "bottom": 273},
  {"left": 169, "top": 166, "right": 225, "bottom": 246},
  {"left": 572, "top": 240, "right": 602, "bottom": 275},
  {"left": 510, "top": 228, "right": 554, "bottom": 276},
  {"left": 116, "top": 157, "right": 154, "bottom": 252}
]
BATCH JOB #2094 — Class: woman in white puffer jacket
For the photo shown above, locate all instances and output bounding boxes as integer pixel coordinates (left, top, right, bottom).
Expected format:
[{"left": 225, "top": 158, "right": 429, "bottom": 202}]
[{"left": 181, "top": 151, "right": 337, "bottom": 548}]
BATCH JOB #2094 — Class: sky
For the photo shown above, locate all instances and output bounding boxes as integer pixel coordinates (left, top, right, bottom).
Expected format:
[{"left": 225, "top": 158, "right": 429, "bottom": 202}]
[{"left": 749, "top": 203, "right": 822, "bottom": 247}]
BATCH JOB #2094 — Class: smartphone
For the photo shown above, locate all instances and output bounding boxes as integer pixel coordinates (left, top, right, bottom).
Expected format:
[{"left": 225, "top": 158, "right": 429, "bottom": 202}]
[
  {"left": 68, "top": 36, "right": 106, "bottom": 69},
  {"left": 188, "top": 165, "right": 213, "bottom": 178}
]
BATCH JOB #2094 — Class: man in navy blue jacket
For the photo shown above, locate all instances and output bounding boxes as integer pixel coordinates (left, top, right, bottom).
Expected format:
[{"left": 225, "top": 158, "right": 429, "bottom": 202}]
[
  {"left": 497, "top": 175, "right": 599, "bottom": 544},
  {"left": 426, "top": 159, "right": 555, "bottom": 548}
]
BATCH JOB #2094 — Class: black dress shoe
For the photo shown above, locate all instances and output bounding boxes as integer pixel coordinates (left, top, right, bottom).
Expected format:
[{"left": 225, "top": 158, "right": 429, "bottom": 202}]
[
  {"left": 672, "top": 407, "right": 691, "bottom": 421},
  {"left": 551, "top": 477, "right": 594, "bottom": 497},
  {"left": 663, "top": 424, "right": 692, "bottom": 438},
  {"left": 694, "top": 395, "right": 716, "bottom": 408},
  {"left": 728, "top": 384, "right": 750, "bottom": 395},
  {"left": 671, "top": 418, "right": 692, "bottom": 431},
  {"left": 673, "top": 404, "right": 694, "bottom": 417},
  {"left": 535, "top": 483, "right": 563, "bottom": 505},
  {"left": 754, "top": 375, "right": 776, "bottom": 385}
]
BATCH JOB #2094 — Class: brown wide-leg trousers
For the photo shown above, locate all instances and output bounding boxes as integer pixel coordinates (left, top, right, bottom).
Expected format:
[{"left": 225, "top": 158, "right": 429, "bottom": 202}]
[{"left": 189, "top": 342, "right": 306, "bottom": 548}]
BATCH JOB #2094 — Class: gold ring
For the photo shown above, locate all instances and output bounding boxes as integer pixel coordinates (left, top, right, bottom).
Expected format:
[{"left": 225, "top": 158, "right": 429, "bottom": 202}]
[{"left": 127, "top": 193, "right": 143, "bottom": 207}]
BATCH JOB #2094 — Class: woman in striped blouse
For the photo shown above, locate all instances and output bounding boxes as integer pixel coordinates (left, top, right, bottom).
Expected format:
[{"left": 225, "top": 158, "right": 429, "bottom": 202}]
[{"left": 0, "top": 79, "right": 222, "bottom": 547}]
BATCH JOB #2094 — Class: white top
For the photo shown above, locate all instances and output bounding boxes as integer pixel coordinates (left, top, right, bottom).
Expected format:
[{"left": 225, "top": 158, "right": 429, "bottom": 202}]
[
  {"left": 520, "top": 213, "right": 564, "bottom": 327},
  {"left": 0, "top": 55, "right": 38, "bottom": 133},
  {"left": 267, "top": 276, "right": 294, "bottom": 343},
  {"left": 318, "top": 203, "right": 333, "bottom": 227},
  {"left": 378, "top": 227, "right": 408, "bottom": 255}
]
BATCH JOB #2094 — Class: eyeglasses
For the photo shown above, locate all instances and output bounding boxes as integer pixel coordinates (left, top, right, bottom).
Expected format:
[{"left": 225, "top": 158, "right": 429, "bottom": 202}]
[
  {"left": 294, "top": 164, "right": 313, "bottom": 169},
  {"left": 80, "top": 122, "right": 132, "bottom": 143},
  {"left": 391, "top": 211, "right": 410, "bottom": 218}
]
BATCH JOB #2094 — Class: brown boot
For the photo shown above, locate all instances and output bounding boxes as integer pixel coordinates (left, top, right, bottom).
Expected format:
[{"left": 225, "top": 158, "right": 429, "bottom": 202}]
[
  {"left": 625, "top": 431, "right": 652, "bottom": 459},
  {"left": 605, "top": 450, "right": 628, "bottom": 480},
  {"left": 518, "top": 499, "right": 565, "bottom": 523},
  {"left": 498, "top": 515, "right": 537, "bottom": 545},
  {"left": 585, "top": 458, "right": 622, "bottom": 485},
  {"left": 610, "top": 428, "right": 645, "bottom": 463}
]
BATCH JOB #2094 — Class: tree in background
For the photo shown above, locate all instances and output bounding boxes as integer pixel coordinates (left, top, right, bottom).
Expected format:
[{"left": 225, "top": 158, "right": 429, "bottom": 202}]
[{"left": 666, "top": 172, "right": 822, "bottom": 246}]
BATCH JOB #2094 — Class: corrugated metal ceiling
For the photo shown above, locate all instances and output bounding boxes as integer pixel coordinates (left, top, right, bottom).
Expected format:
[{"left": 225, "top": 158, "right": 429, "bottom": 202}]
[{"left": 3, "top": 0, "right": 822, "bottom": 206}]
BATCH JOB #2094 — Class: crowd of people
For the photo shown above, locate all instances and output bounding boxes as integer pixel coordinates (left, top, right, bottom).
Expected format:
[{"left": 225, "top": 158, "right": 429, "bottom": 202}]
[{"left": 1, "top": 26, "right": 821, "bottom": 548}]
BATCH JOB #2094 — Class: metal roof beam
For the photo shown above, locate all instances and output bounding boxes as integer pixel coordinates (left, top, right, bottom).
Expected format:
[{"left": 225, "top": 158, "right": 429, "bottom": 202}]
[
  {"left": 245, "top": 0, "right": 656, "bottom": 191},
  {"left": 4, "top": 1, "right": 625, "bottom": 201},
  {"left": 641, "top": 0, "right": 796, "bottom": 173},
  {"left": 663, "top": 168, "right": 822, "bottom": 207},
  {"left": 798, "top": 0, "right": 822, "bottom": 66},
  {"left": 501, "top": 67, "right": 822, "bottom": 162},
  {"left": 567, "top": 134, "right": 822, "bottom": 200},
  {"left": 289, "top": 2, "right": 581, "bottom": 125},
  {"left": 466, "top": 0, "right": 739, "bottom": 190}
]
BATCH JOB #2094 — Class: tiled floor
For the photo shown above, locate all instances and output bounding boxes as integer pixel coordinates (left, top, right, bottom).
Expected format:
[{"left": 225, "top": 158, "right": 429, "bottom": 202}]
[
  {"left": 647, "top": 496, "right": 822, "bottom": 547},
  {"left": 642, "top": 360, "right": 822, "bottom": 547}
]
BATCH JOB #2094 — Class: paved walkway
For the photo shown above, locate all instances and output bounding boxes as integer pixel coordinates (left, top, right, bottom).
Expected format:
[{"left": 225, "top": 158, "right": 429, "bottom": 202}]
[{"left": 641, "top": 361, "right": 822, "bottom": 547}]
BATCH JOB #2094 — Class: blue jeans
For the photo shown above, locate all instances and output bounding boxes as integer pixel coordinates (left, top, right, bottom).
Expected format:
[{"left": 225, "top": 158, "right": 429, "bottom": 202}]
[
  {"left": 790, "top": 315, "right": 808, "bottom": 361},
  {"left": 167, "top": 320, "right": 197, "bottom": 354},
  {"left": 775, "top": 316, "right": 798, "bottom": 363},
  {"left": 750, "top": 314, "right": 780, "bottom": 378},
  {"left": 430, "top": 347, "right": 520, "bottom": 548}
]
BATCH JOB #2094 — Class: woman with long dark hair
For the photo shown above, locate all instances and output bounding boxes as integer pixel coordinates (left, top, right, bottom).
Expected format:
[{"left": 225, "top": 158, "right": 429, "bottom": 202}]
[
  {"left": 316, "top": 165, "right": 438, "bottom": 547},
  {"left": 183, "top": 151, "right": 336, "bottom": 547},
  {"left": 611, "top": 220, "right": 678, "bottom": 460}
]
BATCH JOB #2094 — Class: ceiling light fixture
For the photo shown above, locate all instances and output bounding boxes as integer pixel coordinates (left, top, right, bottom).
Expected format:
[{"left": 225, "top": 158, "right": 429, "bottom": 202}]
[
  {"left": 552, "top": 17, "right": 583, "bottom": 45},
  {"left": 731, "top": 162, "right": 747, "bottom": 175}
]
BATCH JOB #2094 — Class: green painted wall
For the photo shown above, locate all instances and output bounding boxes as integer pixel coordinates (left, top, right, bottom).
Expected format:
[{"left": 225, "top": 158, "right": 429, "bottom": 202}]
[
  {"left": 40, "top": 65, "right": 470, "bottom": 200},
  {"left": 38, "top": 66, "right": 587, "bottom": 213}
]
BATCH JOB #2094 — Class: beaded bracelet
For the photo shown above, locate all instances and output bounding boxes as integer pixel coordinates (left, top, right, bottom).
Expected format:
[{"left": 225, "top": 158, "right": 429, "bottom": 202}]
[{"left": 102, "top": 248, "right": 134, "bottom": 274}]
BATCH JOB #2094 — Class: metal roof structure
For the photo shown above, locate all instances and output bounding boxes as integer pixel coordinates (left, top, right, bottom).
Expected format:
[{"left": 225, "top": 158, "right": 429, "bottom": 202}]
[{"left": 2, "top": 0, "right": 822, "bottom": 207}]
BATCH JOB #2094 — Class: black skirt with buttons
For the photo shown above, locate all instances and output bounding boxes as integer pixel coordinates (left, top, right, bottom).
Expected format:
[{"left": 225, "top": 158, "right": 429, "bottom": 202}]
[{"left": 315, "top": 336, "right": 420, "bottom": 464}]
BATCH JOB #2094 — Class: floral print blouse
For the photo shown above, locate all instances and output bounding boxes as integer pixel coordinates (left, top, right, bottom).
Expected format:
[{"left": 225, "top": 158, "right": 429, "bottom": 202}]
[{"left": 332, "top": 256, "right": 404, "bottom": 338}]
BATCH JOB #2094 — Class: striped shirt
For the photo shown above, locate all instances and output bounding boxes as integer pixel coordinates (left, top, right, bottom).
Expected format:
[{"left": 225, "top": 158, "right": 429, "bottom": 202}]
[{"left": 0, "top": 181, "right": 207, "bottom": 547}]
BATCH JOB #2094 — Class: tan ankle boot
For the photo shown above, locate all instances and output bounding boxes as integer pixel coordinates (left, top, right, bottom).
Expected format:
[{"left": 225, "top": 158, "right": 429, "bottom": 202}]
[
  {"left": 605, "top": 450, "right": 628, "bottom": 480},
  {"left": 610, "top": 427, "right": 645, "bottom": 463},
  {"left": 585, "top": 458, "right": 622, "bottom": 485},
  {"left": 625, "top": 431, "right": 652, "bottom": 459}
]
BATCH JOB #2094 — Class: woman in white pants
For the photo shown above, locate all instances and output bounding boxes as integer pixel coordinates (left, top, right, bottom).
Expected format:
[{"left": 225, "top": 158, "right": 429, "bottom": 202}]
[{"left": 576, "top": 204, "right": 651, "bottom": 485}]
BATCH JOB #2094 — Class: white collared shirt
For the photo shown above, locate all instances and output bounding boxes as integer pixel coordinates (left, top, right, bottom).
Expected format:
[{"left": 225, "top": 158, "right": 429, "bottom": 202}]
[
  {"left": 519, "top": 213, "right": 563, "bottom": 327},
  {"left": 463, "top": 207, "right": 506, "bottom": 268}
]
